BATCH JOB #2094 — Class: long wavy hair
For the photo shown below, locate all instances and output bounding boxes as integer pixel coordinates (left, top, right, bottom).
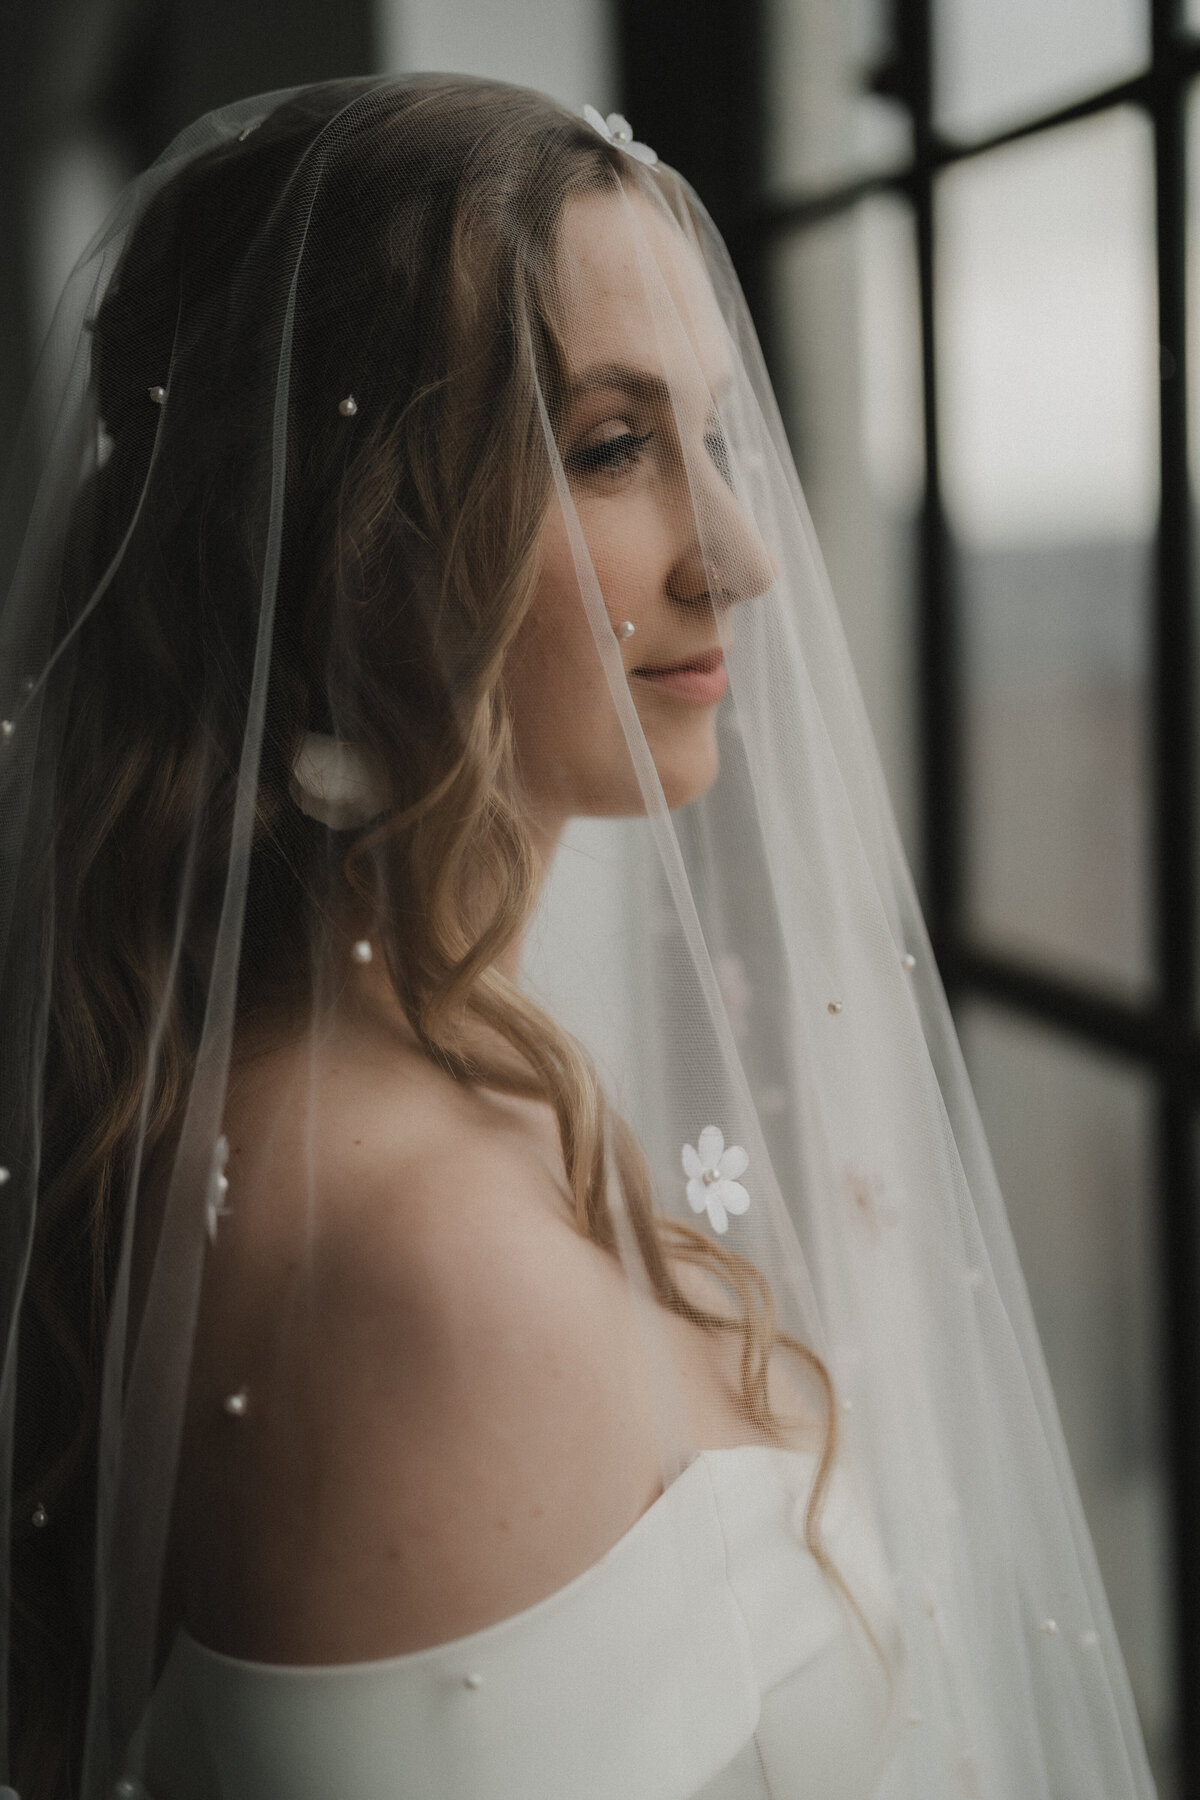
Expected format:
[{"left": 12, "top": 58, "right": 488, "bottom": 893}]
[{"left": 10, "top": 76, "right": 840, "bottom": 1796}]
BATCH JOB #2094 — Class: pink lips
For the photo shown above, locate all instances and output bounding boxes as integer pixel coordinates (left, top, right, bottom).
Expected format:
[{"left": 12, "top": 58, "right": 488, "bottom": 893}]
[{"left": 633, "top": 647, "right": 727, "bottom": 706}]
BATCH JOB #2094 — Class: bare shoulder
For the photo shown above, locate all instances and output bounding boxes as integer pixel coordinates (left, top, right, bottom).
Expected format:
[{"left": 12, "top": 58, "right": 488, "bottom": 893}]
[
  {"left": 660, "top": 1247, "right": 829, "bottom": 1457},
  {"left": 174, "top": 1021, "right": 664, "bottom": 1662}
]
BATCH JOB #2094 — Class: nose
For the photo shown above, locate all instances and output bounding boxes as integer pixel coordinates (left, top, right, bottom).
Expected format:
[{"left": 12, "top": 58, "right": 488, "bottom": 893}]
[{"left": 665, "top": 463, "right": 776, "bottom": 618}]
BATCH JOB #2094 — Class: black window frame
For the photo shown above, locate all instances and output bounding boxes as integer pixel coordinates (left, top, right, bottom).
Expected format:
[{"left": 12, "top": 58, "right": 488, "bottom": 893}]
[{"left": 620, "top": 0, "right": 1200, "bottom": 1786}]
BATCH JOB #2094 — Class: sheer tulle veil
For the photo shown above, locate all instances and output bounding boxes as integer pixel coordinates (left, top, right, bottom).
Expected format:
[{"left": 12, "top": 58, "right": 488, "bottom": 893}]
[{"left": 0, "top": 73, "right": 1158, "bottom": 1800}]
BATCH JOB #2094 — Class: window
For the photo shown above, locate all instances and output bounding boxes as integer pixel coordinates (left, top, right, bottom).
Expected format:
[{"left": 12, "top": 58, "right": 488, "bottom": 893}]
[{"left": 622, "top": 0, "right": 1200, "bottom": 1790}]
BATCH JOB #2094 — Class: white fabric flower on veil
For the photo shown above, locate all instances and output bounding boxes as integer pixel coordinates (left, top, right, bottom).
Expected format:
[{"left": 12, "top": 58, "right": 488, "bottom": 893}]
[
  {"left": 289, "top": 731, "right": 389, "bottom": 830},
  {"left": 683, "top": 1126, "right": 750, "bottom": 1234},
  {"left": 582, "top": 104, "right": 659, "bottom": 166}
]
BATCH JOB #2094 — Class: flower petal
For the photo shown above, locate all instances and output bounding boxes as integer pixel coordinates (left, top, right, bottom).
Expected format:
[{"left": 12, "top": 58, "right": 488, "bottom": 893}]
[
  {"left": 290, "top": 733, "right": 388, "bottom": 829},
  {"left": 706, "top": 1195, "right": 729, "bottom": 1234},
  {"left": 697, "top": 1124, "right": 725, "bottom": 1170},
  {"left": 682, "top": 1142, "right": 703, "bottom": 1180},
  {"left": 717, "top": 1143, "right": 749, "bottom": 1181},
  {"left": 605, "top": 112, "right": 634, "bottom": 140},
  {"left": 715, "top": 1179, "right": 750, "bottom": 1217},
  {"left": 686, "top": 1177, "right": 708, "bottom": 1215},
  {"left": 582, "top": 103, "right": 611, "bottom": 139},
  {"left": 625, "top": 141, "right": 659, "bottom": 166}
]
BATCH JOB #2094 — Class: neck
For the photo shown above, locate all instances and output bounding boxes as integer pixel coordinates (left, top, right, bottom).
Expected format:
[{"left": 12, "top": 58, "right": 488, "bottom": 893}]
[
  {"left": 340, "top": 809, "right": 567, "bottom": 1005},
  {"left": 494, "top": 809, "right": 565, "bottom": 979}
]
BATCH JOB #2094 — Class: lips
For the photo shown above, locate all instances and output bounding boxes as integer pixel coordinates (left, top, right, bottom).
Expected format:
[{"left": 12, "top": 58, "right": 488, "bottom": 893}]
[{"left": 632, "top": 646, "right": 727, "bottom": 706}]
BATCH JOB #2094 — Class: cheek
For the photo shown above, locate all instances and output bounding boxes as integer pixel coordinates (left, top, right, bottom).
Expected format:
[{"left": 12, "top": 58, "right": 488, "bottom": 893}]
[
  {"left": 505, "top": 506, "right": 722, "bottom": 818},
  {"left": 505, "top": 521, "right": 643, "bottom": 815},
  {"left": 575, "top": 493, "right": 675, "bottom": 625}
]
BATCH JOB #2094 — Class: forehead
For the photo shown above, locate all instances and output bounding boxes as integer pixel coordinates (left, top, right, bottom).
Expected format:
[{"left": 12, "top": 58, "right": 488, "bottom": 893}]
[{"left": 555, "top": 189, "right": 732, "bottom": 397}]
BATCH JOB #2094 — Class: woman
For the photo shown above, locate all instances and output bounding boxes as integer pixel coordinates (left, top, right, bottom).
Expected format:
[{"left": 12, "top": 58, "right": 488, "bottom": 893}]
[{"left": 1, "top": 75, "right": 1156, "bottom": 1800}]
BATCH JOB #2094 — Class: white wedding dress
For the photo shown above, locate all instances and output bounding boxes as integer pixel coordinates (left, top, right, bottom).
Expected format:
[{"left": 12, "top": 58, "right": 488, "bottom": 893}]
[{"left": 134, "top": 1445, "right": 905, "bottom": 1799}]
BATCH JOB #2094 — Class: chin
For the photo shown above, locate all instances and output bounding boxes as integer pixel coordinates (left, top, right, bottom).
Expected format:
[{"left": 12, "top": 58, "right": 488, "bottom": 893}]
[
  {"left": 550, "top": 717, "right": 721, "bottom": 820},
  {"left": 648, "top": 718, "right": 721, "bottom": 812},
  {"left": 659, "top": 761, "right": 719, "bottom": 812}
]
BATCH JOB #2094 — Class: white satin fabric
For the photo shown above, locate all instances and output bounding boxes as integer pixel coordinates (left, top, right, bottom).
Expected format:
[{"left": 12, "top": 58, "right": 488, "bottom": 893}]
[{"left": 133, "top": 1446, "right": 903, "bottom": 1799}]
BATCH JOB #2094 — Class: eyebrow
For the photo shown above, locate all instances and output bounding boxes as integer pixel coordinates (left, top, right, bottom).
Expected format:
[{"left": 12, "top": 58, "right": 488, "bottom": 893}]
[{"left": 566, "top": 361, "right": 732, "bottom": 409}]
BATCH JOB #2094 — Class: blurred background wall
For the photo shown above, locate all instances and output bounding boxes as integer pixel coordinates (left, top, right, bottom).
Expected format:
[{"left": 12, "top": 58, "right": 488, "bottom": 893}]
[{"left": 1, "top": 0, "right": 1196, "bottom": 1792}]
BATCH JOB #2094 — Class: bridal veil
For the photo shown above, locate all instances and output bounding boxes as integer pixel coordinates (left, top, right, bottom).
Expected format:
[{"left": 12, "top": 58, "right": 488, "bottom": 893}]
[{"left": 0, "top": 74, "right": 1157, "bottom": 1799}]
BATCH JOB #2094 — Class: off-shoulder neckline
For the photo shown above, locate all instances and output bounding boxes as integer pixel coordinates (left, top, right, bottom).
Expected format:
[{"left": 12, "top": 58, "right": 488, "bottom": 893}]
[{"left": 172, "top": 1442, "right": 823, "bottom": 1680}]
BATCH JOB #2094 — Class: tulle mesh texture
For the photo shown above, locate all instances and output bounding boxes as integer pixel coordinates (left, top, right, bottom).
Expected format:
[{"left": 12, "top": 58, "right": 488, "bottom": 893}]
[{"left": 0, "top": 75, "right": 1157, "bottom": 1800}]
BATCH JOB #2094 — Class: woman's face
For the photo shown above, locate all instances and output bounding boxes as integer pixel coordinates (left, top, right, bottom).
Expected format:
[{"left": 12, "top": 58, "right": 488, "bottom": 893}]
[{"left": 504, "top": 187, "right": 774, "bottom": 834}]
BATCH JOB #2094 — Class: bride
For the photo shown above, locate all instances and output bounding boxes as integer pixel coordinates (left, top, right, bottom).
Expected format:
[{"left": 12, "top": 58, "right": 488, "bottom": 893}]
[{"left": 3, "top": 75, "right": 1156, "bottom": 1800}]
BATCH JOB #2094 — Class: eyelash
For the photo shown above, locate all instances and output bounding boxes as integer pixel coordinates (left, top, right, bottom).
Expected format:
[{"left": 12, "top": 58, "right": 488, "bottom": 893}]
[
  {"left": 565, "top": 424, "right": 733, "bottom": 486},
  {"left": 568, "top": 430, "right": 654, "bottom": 477}
]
